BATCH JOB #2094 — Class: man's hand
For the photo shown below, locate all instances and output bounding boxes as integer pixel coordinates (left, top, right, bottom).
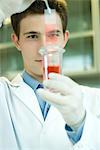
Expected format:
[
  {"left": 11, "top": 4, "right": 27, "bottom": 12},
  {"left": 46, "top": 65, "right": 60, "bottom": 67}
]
[{"left": 37, "top": 73, "right": 86, "bottom": 128}]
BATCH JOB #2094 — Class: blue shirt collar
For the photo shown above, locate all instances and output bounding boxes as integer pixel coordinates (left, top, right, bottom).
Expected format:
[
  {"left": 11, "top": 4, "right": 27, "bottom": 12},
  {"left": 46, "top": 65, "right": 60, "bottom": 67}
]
[
  {"left": 21, "top": 71, "right": 42, "bottom": 91},
  {"left": 21, "top": 70, "right": 50, "bottom": 119}
]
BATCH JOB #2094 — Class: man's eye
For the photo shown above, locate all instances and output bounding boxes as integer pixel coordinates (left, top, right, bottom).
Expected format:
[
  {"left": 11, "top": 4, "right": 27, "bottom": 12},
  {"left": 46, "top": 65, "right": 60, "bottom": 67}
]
[
  {"left": 27, "top": 34, "right": 39, "bottom": 39},
  {"left": 48, "top": 33, "right": 60, "bottom": 38}
]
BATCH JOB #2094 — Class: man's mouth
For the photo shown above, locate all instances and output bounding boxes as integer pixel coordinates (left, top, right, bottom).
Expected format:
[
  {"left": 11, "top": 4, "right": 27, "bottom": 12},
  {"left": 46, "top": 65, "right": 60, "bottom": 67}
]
[{"left": 35, "top": 60, "right": 43, "bottom": 62}]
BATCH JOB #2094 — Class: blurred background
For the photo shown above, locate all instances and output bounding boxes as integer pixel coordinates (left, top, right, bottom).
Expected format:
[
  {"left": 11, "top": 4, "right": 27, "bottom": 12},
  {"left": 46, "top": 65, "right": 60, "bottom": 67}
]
[{"left": 0, "top": 0, "right": 100, "bottom": 87}]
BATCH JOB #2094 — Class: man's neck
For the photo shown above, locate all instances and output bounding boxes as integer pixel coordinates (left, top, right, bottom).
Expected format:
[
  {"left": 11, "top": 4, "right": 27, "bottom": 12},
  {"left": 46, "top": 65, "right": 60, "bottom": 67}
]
[{"left": 24, "top": 70, "right": 43, "bottom": 83}]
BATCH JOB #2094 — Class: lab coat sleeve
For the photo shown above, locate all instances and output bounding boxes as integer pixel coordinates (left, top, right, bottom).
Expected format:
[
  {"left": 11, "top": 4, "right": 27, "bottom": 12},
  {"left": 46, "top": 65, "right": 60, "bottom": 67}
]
[
  {"left": 71, "top": 85, "right": 100, "bottom": 149},
  {"left": 73, "top": 110, "right": 100, "bottom": 150},
  {"left": 81, "top": 85, "right": 100, "bottom": 118}
]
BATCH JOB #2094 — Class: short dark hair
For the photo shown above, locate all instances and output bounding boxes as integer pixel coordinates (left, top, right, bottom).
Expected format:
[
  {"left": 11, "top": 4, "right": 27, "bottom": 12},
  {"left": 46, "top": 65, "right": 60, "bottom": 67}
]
[{"left": 11, "top": 0, "right": 68, "bottom": 39}]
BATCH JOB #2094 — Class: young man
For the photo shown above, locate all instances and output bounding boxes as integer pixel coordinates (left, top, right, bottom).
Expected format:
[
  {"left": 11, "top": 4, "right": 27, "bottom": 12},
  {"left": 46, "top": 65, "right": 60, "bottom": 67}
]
[{"left": 0, "top": 0, "right": 100, "bottom": 149}]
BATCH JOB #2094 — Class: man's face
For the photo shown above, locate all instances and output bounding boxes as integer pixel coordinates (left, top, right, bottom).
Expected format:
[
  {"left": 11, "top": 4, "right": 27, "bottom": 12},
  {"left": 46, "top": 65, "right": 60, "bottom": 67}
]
[{"left": 12, "top": 13, "right": 68, "bottom": 81}]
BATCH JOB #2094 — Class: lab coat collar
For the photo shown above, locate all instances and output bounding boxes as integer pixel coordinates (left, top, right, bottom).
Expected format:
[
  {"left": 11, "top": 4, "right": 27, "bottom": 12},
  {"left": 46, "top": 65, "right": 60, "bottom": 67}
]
[{"left": 10, "top": 74, "right": 62, "bottom": 125}]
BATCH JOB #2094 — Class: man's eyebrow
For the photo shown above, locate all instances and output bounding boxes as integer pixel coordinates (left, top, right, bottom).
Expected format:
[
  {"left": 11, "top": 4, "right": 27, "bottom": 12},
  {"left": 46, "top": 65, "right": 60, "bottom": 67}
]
[
  {"left": 24, "top": 31, "right": 40, "bottom": 35},
  {"left": 47, "top": 30, "right": 61, "bottom": 34}
]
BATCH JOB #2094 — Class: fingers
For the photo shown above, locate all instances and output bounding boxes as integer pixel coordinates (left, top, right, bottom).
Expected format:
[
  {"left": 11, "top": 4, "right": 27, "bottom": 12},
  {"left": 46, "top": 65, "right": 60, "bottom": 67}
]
[
  {"left": 37, "top": 88, "right": 82, "bottom": 111},
  {"left": 48, "top": 73, "right": 78, "bottom": 88},
  {"left": 43, "top": 79, "right": 72, "bottom": 95},
  {"left": 36, "top": 88, "right": 67, "bottom": 105},
  {"left": 45, "top": 73, "right": 81, "bottom": 97}
]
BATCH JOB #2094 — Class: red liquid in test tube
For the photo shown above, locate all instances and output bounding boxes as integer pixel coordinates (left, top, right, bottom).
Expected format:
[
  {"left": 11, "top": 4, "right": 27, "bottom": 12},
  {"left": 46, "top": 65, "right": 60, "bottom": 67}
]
[
  {"left": 43, "top": 65, "right": 60, "bottom": 79},
  {"left": 47, "top": 65, "right": 60, "bottom": 74}
]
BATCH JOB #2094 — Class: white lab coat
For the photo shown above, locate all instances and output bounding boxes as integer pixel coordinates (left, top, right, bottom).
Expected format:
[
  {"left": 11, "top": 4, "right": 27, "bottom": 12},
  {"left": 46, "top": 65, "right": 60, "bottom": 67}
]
[{"left": 0, "top": 74, "right": 100, "bottom": 150}]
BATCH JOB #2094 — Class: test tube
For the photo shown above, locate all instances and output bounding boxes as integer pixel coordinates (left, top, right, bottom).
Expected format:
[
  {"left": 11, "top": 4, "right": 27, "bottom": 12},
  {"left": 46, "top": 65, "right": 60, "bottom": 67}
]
[
  {"left": 43, "top": 0, "right": 52, "bottom": 14},
  {"left": 39, "top": 45, "right": 65, "bottom": 80}
]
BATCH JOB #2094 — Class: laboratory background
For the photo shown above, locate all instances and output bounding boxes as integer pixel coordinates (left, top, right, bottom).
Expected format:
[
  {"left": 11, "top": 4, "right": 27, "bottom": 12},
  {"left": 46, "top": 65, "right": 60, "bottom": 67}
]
[{"left": 0, "top": 0, "right": 100, "bottom": 87}]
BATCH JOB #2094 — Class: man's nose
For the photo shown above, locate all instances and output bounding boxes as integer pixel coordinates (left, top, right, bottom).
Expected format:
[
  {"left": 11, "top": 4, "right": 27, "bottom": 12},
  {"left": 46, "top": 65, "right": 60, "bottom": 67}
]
[
  {"left": 40, "top": 35, "right": 47, "bottom": 47},
  {"left": 40, "top": 35, "right": 52, "bottom": 47},
  {"left": 38, "top": 36, "right": 47, "bottom": 55}
]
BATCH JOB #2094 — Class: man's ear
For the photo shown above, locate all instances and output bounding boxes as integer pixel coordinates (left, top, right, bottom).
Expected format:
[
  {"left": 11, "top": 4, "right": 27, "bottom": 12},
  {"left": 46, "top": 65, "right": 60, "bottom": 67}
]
[
  {"left": 63, "top": 30, "right": 69, "bottom": 48},
  {"left": 11, "top": 33, "right": 21, "bottom": 51}
]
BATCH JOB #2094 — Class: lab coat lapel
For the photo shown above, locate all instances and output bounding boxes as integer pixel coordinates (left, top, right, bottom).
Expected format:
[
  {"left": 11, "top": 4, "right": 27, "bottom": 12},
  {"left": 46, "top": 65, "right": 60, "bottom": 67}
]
[
  {"left": 11, "top": 74, "right": 44, "bottom": 124},
  {"left": 44, "top": 105, "right": 64, "bottom": 127},
  {"left": 11, "top": 74, "right": 64, "bottom": 126}
]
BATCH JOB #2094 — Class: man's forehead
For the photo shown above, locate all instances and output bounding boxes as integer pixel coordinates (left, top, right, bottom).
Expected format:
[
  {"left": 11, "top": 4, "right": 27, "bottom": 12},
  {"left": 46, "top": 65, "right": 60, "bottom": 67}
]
[
  {"left": 20, "top": 14, "right": 62, "bottom": 34},
  {"left": 20, "top": 13, "right": 61, "bottom": 26}
]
